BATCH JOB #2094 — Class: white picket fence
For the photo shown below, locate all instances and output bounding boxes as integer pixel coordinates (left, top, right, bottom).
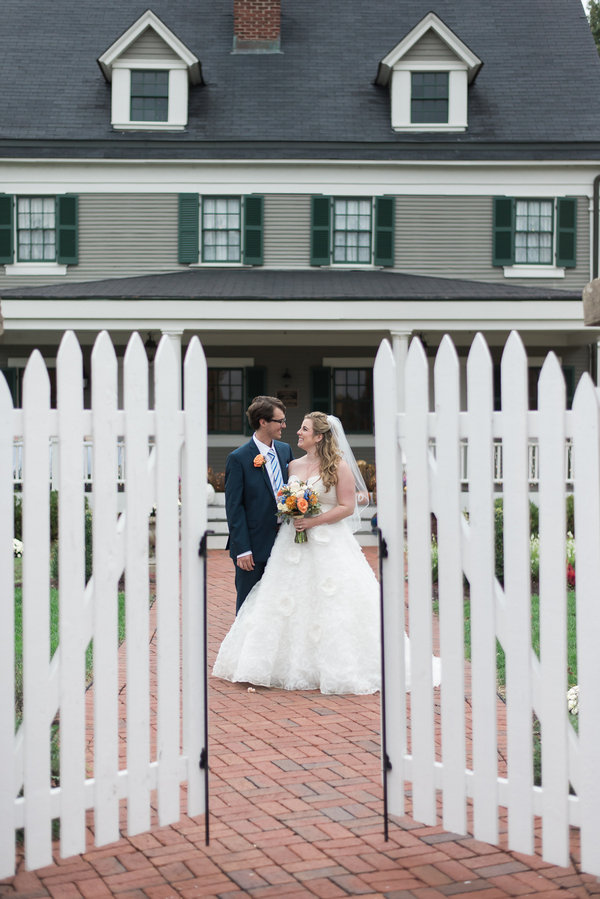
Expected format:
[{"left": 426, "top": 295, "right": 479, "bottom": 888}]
[
  {"left": 0, "top": 330, "right": 208, "bottom": 877},
  {"left": 374, "top": 330, "right": 600, "bottom": 877}
]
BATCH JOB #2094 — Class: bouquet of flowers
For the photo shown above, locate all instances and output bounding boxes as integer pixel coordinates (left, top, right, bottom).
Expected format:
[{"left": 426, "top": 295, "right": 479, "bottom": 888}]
[{"left": 276, "top": 481, "right": 321, "bottom": 543}]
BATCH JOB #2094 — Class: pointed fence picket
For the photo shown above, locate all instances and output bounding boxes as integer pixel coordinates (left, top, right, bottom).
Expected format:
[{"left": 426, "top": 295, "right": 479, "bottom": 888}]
[
  {"left": 375, "top": 330, "right": 600, "bottom": 877},
  {"left": 0, "top": 372, "right": 15, "bottom": 877},
  {"left": 404, "top": 339, "right": 436, "bottom": 826},
  {"left": 1, "top": 330, "right": 208, "bottom": 877}
]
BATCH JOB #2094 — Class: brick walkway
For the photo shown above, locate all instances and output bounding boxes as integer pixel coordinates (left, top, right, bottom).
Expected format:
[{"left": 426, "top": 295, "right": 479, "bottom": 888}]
[{"left": 2, "top": 549, "right": 599, "bottom": 899}]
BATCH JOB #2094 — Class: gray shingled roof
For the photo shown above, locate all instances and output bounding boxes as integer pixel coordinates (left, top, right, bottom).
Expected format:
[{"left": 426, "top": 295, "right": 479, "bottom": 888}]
[
  {"left": 0, "top": 269, "right": 581, "bottom": 301},
  {"left": 2, "top": 0, "right": 600, "bottom": 157}
]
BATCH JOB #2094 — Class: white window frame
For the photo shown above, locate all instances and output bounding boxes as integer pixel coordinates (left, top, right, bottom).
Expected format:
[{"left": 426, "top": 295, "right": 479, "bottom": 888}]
[
  {"left": 375, "top": 12, "right": 482, "bottom": 134},
  {"left": 390, "top": 63, "right": 468, "bottom": 132},
  {"left": 98, "top": 10, "right": 201, "bottom": 132},
  {"left": 111, "top": 62, "right": 189, "bottom": 130},
  {"left": 5, "top": 196, "right": 67, "bottom": 275},
  {"left": 503, "top": 198, "right": 566, "bottom": 279}
]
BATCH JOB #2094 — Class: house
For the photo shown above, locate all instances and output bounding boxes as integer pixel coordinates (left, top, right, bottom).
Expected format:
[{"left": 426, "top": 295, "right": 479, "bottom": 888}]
[{"left": 2, "top": 0, "right": 600, "bottom": 470}]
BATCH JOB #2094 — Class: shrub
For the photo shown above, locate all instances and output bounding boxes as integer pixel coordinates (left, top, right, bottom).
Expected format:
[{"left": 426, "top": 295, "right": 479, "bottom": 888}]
[
  {"left": 530, "top": 534, "right": 540, "bottom": 581},
  {"left": 50, "top": 490, "right": 59, "bottom": 542},
  {"left": 494, "top": 498, "right": 504, "bottom": 584},
  {"left": 431, "top": 534, "right": 438, "bottom": 583},
  {"left": 14, "top": 492, "right": 22, "bottom": 540},
  {"left": 50, "top": 498, "right": 93, "bottom": 584},
  {"left": 529, "top": 500, "right": 539, "bottom": 538},
  {"left": 566, "top": 494, "right": 574, "bottom": 535}
]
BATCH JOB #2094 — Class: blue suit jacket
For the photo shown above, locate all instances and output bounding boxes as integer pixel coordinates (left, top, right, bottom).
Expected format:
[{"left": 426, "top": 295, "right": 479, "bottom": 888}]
[{"left": 225, "top": 438, "right": 293, "bottom": 563}]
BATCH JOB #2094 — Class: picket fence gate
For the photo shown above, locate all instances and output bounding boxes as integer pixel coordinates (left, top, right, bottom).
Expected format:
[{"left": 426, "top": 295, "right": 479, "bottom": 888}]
[
  {"left": 0, "top": 330, "right": 208, "bottom": 877},
  {"left": 374, "top": 330, "right": 600, "bottom": 877}
]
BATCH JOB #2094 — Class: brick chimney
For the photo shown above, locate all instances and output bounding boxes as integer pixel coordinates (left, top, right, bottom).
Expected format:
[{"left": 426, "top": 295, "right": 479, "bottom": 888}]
[{"left": 233, "top": 0, "right": 281, "bottom": 52}]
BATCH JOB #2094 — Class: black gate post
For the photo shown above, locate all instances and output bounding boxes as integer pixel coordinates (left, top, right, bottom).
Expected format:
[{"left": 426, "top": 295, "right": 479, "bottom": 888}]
[{"left": 198, "top": 529, "right": 214, "bottom": 846}]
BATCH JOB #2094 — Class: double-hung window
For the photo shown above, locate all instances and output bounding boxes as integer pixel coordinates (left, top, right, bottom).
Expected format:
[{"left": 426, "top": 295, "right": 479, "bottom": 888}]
[
  {"left": 17, "top": 198, "right": 57, "bottom": 261},
  {"left": 411, "top": 72, "right": 449, "bottom": 124},
  {"left": 207, "top": 364, "right": 266, "bottom": 433},
  {"left": 202, "top": 198, "right": 241, "bottom": 262},
  {"left": 310, "top": 365, "right": 374, "bottom": 433},
  {"left": 493, "top": 196, "right": 577, "bottom": 272},
  {"left": 130, "top": 70, "right": 169, "bottom": 122},
  {"left": 333, "top": 199, "right": 372, "bottom": 264},
  {"left": 208, "top": 368, "right": 244, "bottom": 432},
  {"left": 178, "top": 194, "right": 263, "bottom": 266},
  {"left": 0, "top": 194, "right": 78, "bottom": 268},
  {"left": 311, "top": 196, "right": 395, "bottom": 267}
]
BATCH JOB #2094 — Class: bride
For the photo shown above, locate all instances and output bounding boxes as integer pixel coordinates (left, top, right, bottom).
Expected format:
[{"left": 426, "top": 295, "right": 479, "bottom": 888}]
[{"left": 212, "top": 411, "right": 440, "bottom": 695}]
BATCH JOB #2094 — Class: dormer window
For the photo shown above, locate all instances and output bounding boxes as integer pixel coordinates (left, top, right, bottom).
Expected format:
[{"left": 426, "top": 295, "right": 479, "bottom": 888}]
[
  {"left": 98, "top": 10, "right": 202, "bottom": 131},
  {"left": 411, "top": 72, "right": 449, "bottom": 124},
  {"left": 130, "top": 71, "right": 169, "bottom": 122},
  {"left": 376, "top": 12, "right": 482, "bottom": 133}
]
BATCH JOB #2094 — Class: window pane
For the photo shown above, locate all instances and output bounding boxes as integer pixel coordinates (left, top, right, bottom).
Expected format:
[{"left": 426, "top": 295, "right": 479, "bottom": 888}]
[
  {"left": 333, "top": 368, "right": 373, "bottom": 432},
  {"left": 208, "top": 369, "right": 245, "bottom": 432},
  {"left": 514, "top": 199, "right": 554, "bottom": 265},
  {"left": 202, "top": 197, "right": 241, "bottom": 262},
  {"left": 17, "top": 196, "right": 56, "bottom": 262},
  {"left": 411, "top": 72, "right": 449, "bottom": 123},
  {"left": 332, "top": 197, "right": 372, "bottom": 264},
  {"left": 130, "top": 70, "right": 168, "bottom": 122}
]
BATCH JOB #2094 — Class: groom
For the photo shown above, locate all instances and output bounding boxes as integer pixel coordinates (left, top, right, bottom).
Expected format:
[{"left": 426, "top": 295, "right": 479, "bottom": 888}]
[{"left": 225, "top": 395, "right": 293, "bottom": 613}]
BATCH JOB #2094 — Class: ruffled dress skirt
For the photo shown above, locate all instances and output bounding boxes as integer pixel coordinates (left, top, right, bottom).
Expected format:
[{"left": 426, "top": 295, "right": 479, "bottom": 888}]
[{"left": 213, "top": 516, "right": 382, "bottom": 694}]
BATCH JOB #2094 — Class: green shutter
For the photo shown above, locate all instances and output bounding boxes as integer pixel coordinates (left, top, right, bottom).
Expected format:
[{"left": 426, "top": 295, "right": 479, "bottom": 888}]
[
  {"left": 310, "top": 196, "right": 331, "bottom": 266},
  {"left": 56, "top": 195, "right": 78, "bottom": 264},
  {"left": 556, "top": 198, "right": 577, "bottom": 268},
  {"left": 492, "top": 197, "right": 514, "bottom": 266},
  {"left": 0, "top": 195, "right": 14, "bottom": 264},
  {"left": 245, "top": 366, "right": 267, "bottom": 434},
  {"left": 0, "top": 368, "right": 17, "bottom": 405},
  {"left": 243, "top": 195, "right": 263, "bottom": 265},
  {"left": 310, "top": 366, "right": 331, "bottom": 412},
  {"left": 374, "top": 197, "right": 395, "bottom": 267},
  {"left": 178, "top": 194, "right": 199, "bottom": 264}
]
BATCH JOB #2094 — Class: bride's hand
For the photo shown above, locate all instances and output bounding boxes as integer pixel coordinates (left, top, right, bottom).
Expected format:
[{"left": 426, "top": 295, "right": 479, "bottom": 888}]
[{"left": 294, "top": 515, "right": 313, "bottom": 532}]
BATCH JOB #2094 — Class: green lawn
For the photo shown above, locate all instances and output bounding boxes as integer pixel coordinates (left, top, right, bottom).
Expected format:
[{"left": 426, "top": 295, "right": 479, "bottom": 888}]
[{"left": 14, "top": 574, "right": 126, "bottom": 723}]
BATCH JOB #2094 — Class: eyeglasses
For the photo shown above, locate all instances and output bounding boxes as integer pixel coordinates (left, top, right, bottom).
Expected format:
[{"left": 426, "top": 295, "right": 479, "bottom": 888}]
[{"left": 270, "top": 417, "right": 287, "bottom": 425}]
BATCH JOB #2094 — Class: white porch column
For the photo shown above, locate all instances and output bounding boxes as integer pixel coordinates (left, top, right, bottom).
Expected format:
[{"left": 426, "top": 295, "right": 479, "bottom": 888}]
[
  {"left": 161, "top": 330, "right": 183, "bottom": 408},
  {"left": 390, "top": 330, "right": 412, "bottom": 413}
]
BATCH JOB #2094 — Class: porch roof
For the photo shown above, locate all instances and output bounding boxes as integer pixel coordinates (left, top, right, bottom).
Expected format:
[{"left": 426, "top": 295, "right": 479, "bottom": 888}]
[{"left": 0, "top": 268, "right": 581, "bottom": 302}]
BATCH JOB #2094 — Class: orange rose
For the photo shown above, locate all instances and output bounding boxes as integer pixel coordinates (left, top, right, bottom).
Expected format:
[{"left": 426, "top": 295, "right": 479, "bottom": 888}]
[
  {"left": 285, "top": 496, "right": 296, "bottom": 510},
  {"left": 253, "top": 454, "right": 266, "bottom": 468},
  {"left": 297, "top": 498, "right": 309, "bottom": 513}
]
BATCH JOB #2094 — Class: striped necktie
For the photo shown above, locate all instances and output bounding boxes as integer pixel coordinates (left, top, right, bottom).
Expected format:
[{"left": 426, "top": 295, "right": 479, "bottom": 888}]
[{"left": 268, "top": 448, "right": 283, "bottom": 495}]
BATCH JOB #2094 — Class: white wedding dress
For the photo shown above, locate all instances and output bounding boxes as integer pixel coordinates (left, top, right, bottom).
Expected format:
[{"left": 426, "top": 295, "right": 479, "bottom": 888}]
[{"left": 213, "top": 477, "right": 441, "bottom": 695}]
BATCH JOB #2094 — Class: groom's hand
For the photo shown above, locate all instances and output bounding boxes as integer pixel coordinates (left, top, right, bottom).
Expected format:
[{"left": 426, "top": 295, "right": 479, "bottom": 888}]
[{"left": 237, "top": 553, "right": 255, "bottom": 571}]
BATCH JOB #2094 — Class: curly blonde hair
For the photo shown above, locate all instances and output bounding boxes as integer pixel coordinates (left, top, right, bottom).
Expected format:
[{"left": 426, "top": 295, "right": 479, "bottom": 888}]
[{"left": 304, "top": 411, "right": 341, "bottom": 490}]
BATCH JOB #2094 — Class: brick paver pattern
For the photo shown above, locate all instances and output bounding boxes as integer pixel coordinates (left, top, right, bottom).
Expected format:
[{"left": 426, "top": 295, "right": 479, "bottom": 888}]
[{"left": 2, "top": 549, "right": 599, "bottom": 898}]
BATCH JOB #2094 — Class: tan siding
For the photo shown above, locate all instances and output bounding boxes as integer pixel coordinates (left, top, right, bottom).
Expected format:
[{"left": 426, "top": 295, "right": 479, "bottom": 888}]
[
  {"left": 403, "top": 31, "right": 458, "bottom": 64},
  {"left": 394, "top": 195, "right": 590, "bottom": 290},
  {"left": 0, "top": 192, "right": 589, "bottom": 291},
  {"left": 121, "top": 28, "right": 180, "bottom": 61},
  {"left": 263, "top": 195, "right": 311, "bottom": 267},
  {"left": 0, "top": 194, "right": 185, "bottom": 288}
]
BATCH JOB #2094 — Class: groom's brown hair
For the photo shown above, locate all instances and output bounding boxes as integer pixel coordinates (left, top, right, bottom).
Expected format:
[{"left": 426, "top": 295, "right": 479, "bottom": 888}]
[{"left": 246, "top": 395, "right": 286, "bottom": 431}]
